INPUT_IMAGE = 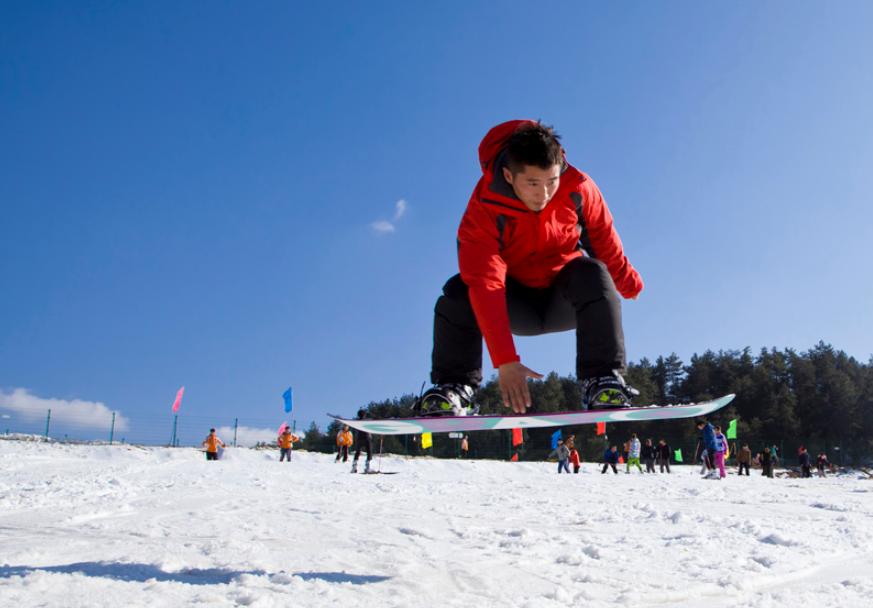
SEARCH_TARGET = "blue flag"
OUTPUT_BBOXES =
[551,429,563,449]
[282,387,293,413]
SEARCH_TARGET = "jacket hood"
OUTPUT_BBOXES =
[477,120,573,205]
[478,120,537,174]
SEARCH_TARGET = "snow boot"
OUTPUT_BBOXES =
[581,371,640,409]
[414,383,478,417]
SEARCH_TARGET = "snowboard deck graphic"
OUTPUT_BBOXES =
[330,394,735,436]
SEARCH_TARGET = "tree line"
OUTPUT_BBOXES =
[300,342,873,464]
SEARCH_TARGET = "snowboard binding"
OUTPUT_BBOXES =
[581,371,640,409]
[413,383,478,417]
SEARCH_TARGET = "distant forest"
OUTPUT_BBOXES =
[301,343,873,465]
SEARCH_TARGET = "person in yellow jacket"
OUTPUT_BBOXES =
[335,425,354,463]
[202,429,225,461]
[278,428,300,462]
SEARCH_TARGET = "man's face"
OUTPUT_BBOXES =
[503,164,561,212]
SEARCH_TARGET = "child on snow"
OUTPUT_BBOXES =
[711,425,728,479]
[626,433,643,473]
[602,445,619,474]
[569,445,581,474]
[657,439,671,474]
[549,440,571,474]
[737,443,752,476]
[641,438,656,473]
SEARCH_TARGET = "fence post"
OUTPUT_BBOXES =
[233,418,238,447]
[170,415,178,447]
[109,412,116,445]
[44,408,52,439]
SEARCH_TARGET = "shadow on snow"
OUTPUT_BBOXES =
[295,571,392,584]
[0,562,392,586]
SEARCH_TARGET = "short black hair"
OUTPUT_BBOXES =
[505,122,563,175]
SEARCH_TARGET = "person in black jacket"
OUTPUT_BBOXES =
[351,409,373,474]
[602,445,620,474]
[798,446,812,478]
[656,439,671,473]
[641,438,657,473]
[760,447,773,478]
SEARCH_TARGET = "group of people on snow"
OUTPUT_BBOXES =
[337,411,374,473]
[548,436,581,474]
[202,415,832,481]
[599,436,672,475]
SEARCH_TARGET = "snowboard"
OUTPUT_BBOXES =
[331,393,735,436]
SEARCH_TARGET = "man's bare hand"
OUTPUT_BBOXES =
[498,361,544,413]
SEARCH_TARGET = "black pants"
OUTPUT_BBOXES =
[658,457,671,473]
[354,439,372,463]
[206,451,218,461]
[279,448,292,462]
[431,257,625,385]
[738,462,750,475]
[601,463,618,474]
[644,458,656,473]
[336,445,349,462]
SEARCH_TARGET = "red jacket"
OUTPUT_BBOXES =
[458,120,643,367]
[569,449,581,466]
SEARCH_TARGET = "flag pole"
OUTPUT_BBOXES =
[170,414,178,447]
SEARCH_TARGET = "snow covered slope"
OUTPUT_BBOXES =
[1,441,872,607]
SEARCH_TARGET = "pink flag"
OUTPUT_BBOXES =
[171,386,185,413]
[278,422,288,435]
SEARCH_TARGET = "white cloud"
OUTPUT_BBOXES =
[0,388,129,432]
[393,199,407,221]
[371,199,408,234]
[214,425,304,448]
[370,220,396,234]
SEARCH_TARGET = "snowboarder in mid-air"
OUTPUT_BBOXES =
[415,120,643,417]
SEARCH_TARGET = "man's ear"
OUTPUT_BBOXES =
[502,166,514,185]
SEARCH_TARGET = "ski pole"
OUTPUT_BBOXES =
[378,437,383,473]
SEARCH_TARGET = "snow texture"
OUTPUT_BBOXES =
[2,440,873,607]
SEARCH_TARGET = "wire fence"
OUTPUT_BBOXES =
[0,409,300,448]
[2,408,869,469]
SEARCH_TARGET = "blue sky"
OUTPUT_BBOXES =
[2,2,872,443]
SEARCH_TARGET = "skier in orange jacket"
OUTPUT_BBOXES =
[335,425,353,463]
[202,429,225,461]
[278,428,299,462]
